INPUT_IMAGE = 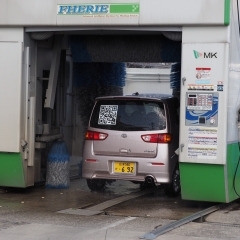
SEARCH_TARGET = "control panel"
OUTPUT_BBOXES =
[185,92,218,126]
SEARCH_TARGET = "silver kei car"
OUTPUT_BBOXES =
[82,93,180,197]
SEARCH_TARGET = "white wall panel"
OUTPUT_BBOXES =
[0,42,22,152]
[123,68,171,95]
[182,27,230,43]
[139,0,226,26]
[227,0,240,143]
[0,28,23,42]
[0,0,57,26]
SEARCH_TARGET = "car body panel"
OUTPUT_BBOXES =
[93,129,159,158]
[82,94,179,184]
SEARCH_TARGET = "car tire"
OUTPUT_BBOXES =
[164,166,181,197]
[86,179,106,191]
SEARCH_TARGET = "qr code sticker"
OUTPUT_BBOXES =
[98,105,118,125]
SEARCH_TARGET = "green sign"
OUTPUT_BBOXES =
[57,3,140,15]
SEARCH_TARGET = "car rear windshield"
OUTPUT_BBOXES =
[90,99,166,131]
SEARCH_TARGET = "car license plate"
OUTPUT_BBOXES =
[113,162,135,174]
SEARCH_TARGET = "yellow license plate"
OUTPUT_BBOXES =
[113,162,135,174]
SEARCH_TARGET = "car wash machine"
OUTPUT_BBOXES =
[0,0,239,203]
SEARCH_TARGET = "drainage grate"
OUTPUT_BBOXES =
[140,203,227,240]
[57,188,155,216]
[57,208,103,216]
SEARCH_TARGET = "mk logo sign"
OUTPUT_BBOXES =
[193,50,217,59]
[193,50,203,59]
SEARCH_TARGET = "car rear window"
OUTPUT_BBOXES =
[90,99,166,131]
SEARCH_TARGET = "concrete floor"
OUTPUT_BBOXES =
[0,178,239,240]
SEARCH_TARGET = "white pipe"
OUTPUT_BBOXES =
[28,96,35,167]
[24,47,30,160]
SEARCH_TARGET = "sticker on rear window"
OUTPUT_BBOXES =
[98,105,118,125]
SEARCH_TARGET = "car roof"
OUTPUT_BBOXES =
[95,93,174,101]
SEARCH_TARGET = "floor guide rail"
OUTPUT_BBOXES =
[139,203,229,240]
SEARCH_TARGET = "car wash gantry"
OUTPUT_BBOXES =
[0,0,239,203]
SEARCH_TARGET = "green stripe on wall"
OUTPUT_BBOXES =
[224,0,230,25]
[227,143,240,201]
[0,152,25,187]
[180,162,226,202]
[110,4,139,14]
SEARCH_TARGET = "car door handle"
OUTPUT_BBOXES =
[120,149,128,153]
[182,77,186,85]
[180,144,184,152]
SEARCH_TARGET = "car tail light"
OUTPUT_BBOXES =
[85,131,108,140]
[141,133,172,143]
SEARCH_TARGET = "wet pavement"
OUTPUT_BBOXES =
[0,178,239,239]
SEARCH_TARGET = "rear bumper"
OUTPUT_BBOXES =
[82,155,171,183]
[82,169,170,183]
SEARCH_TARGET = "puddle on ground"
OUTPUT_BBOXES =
[0,178,216,220]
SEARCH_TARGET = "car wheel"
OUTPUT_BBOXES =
[164,166,181,197]
[86,179,106,191]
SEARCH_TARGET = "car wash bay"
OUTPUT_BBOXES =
[32,32,182,186]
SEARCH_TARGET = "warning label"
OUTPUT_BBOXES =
[188,127,217,159]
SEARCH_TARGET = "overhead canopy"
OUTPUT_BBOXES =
[0,0,230,27]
